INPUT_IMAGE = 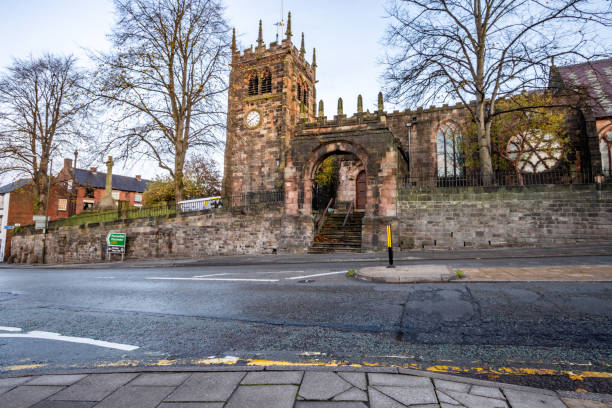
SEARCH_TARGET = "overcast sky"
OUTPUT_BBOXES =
[0,0,610,182]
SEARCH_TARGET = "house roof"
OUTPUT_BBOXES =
[74,169,151,193]
[0,178,31,194]
[555,58,612,119]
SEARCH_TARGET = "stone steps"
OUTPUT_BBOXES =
[309,212,364,254]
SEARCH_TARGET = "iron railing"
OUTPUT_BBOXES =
[47,190,285,228]
[403,168,604,189]
[224,190,285,208]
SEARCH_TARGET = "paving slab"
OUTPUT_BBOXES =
[0,386,12,396]
[369,373,432,388]
[333,387,368,401]
[357,264,457,283]
[461,265,612,281]
[470,385,505,399]
[226,385,297,408]
[503,388,567,408]
[165,372,245,402]
[0,385,64,408]
[130,372,191,386]
[31,400,97,408]
[373,385,438,406]
[158,404,224,408]
[49,373,138,401]
[337,372,367,390]
[299,372,352,400]
[434,379,471,393]
[437,390,463,405]
[94,385,175,408]
[444,390,509,408]
[27,374,87,386]
[0,376,32,387]
[295,403,368,408]
[241,370,303,384]
[368,387,405,408]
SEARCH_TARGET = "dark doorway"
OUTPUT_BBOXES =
[312,155,340,211]
[356,171,366,210]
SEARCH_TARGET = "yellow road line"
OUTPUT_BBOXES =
[4,358,611,382]
[2,363,47,371]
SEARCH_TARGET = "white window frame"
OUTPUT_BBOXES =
[57,198,68,211]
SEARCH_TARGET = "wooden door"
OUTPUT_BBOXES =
[356,171,366,210]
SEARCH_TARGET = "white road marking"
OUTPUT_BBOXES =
[192,273,230,278]
[0,330,139,351]
[147,277,279,282]
[0,326,22,332]
[285,271,347,280]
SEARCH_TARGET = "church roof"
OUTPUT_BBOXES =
[74,169,150,193]
[556,58,612,119]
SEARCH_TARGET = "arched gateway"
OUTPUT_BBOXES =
[283,114,402,251]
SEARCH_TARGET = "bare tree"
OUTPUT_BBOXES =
[92,0,230,202]
[0,54,90,214]
[384,0,612,182]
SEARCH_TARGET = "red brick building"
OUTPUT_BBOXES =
[0,178,68,261]
[56,158,151,215]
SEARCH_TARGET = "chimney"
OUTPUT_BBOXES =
[90,167,97,174]
[135,175,142,181]
[64,158,73,169]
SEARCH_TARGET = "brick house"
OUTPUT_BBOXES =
[0,178,69,261]
[56,158,151,215]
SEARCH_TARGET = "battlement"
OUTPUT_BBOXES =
[233,40,315,73]
[298,94,471,131]
[231,13,316,74]
[296,110,388,133]
[387,101,468,118]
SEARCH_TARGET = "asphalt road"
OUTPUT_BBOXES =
[1,254,611,393]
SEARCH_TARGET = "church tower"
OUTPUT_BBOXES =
[222,13,317,198]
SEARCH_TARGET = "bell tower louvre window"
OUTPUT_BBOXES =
[248,71,259,96]
[302,83,309,106]
[261,68,272,94]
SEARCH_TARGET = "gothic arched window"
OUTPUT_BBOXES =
[248,71,259,96]
[297,81,302,102]
[436,122,464,178]
[507,132,562,173]
[260,68,272,94]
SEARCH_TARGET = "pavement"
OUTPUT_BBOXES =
[356,264,612,283]
[2,366,611,408]
[2,244,612,270]
[356,265,459,283]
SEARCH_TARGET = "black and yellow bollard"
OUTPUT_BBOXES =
[386,224,394,268]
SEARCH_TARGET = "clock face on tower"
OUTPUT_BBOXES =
[245,109,262,129]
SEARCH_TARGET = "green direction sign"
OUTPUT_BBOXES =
[106,233,126,247]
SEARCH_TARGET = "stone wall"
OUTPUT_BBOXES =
[398,184,612,249]
[10,206,313,265]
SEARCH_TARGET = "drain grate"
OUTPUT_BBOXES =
[298,279,315,283]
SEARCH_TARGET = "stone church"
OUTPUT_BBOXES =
[222,13,608,252]
[8,15,611,264]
